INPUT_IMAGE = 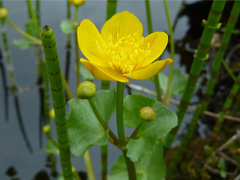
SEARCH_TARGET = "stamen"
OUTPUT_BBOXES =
[98,34,152,74]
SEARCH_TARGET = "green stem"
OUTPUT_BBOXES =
[5,19,42,45]
[42,26,73,180]
[72,167,81,180]
[62,74,74,99]
[213,72,240,139]
[165,0,226,148]
[145,0,162,102]
[88,98,119,144]
[26,0,44,84]
[221,59,237,81]
[172,0,186,32]
[106,0,117,21]
[130,121,143,139]
[41,61,50,124]
[36,0,40,28]
[167,104,202,177]
[116,82,126,147]
[74,6,80,86]
[163,0,175,106]
[145,0,153,34]
[83,150,95,180]
[231,91,240,116]
[0,19,18,92]
[26,0,41,39]
[154,75,162,101]
[122,150,137,180]
[46,131,58,148]
[101,1,118,178]
[116,82,136,180]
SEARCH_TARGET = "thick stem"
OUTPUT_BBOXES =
[42,26,73,180]
[101,2,118,176]
[116,82,136,180]
[116,82,126,147]
[165,0,226,147]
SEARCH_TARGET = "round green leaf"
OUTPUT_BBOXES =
[124,94,177,162]
[108,141,165,180]
[60,19,75,34]
[159,69,188,96]
[68,88,116,156]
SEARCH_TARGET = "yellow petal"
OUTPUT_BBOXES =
[124,58,172,80]
[101,11,143,43]
[78,19,108,67]
[81,59,129,82]
[140,32,168,68]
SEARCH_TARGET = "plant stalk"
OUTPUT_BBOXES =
[5,19,42,45]
[164,0,226,148]
[42,26,73,180]
[88,98,119,144]
[116,82,136,180]
[145,0,162,102]
[163,0,175,106]
[74,6,80,86]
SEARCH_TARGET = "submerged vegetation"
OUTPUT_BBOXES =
[0,0,240,179]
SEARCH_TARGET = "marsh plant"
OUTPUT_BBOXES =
[0,0,240,179]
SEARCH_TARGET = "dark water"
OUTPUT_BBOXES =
[3,0,235,179]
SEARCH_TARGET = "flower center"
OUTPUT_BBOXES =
[99,33,151,74]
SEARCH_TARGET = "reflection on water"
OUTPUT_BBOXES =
[1,0,239,179]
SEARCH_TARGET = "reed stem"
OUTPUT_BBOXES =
[167,0,240,165]
[42,26,73,180]
[165,0,226,148]
[213,72,240,139]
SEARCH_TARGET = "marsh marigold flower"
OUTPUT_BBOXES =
[77,11,172,82]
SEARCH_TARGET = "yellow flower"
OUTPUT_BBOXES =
[77,11,172,82]
[69,0,85,6]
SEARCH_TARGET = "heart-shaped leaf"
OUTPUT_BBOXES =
[68,88,116,156]
[108,140,165,180]
[13,20,35,50]
[158,69,188,96]
[124,94,177,162]
[60,19,75,34]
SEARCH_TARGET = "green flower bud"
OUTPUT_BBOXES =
[42,125,51,133]
[77,81,96,99]
[139,106,156,122]
[0,8,8,20]
[69,0,85,7]
[72,21,78,29]
[49,108,55,119]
